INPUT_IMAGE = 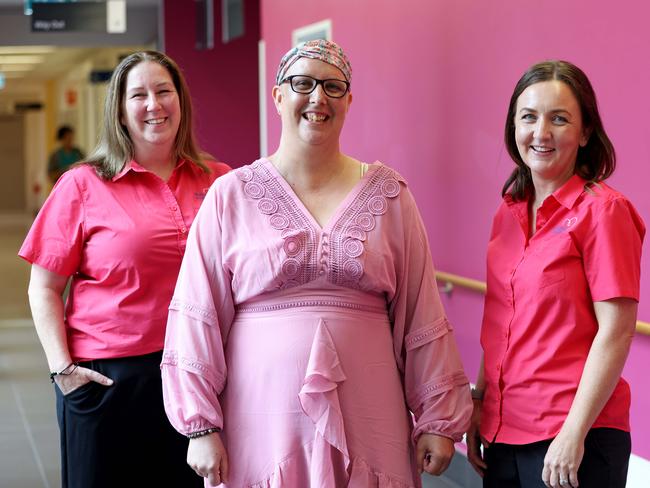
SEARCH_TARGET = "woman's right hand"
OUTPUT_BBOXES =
[54,365,114,395]
[466,398,488,477]
[188,433,229,486]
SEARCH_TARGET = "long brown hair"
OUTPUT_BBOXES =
[85,51,210,179]
[502,60,615,200]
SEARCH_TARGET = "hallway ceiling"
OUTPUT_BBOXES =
[0,1,158,83]
[0,46,95,81]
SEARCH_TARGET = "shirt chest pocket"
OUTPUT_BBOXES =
[530,233,575,290]
[539,269,566,289]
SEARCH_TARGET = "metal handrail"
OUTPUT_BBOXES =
[435,270,650,336]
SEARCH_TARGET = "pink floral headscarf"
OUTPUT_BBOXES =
[275,39,352,85]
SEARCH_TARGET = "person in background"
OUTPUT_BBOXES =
[47,125,85,185]
[19,51,230,488]
[161,39,472,487]
[467,60,645,488]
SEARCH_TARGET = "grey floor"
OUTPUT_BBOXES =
[0,216,60,488]
[0,216,479,488]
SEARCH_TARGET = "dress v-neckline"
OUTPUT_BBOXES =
[261,158,377,232]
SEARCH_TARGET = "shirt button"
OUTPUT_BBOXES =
[171,206,178,211]
[318,270,325,275]
[181,227,187,233]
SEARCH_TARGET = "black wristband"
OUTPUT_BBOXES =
[187,427,221,439]
[49,363,78,383]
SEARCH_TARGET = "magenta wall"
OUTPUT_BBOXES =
[163,0,260,167]
[261,0,650,459]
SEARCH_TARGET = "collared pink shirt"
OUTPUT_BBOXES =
[480,174,645,445]
[19,159,230,361]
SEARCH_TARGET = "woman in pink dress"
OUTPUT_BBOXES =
[162,40,472,487]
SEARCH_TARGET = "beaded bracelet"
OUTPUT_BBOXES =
[187,427,221,439]
[49,363,79,383]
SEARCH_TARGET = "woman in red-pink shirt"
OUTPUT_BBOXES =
[19,51,230,488]
[467,60,645,488]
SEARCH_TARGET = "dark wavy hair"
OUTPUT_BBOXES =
[502,60,615,200]
[86,51,210,179]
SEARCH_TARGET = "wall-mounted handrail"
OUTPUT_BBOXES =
[435,270,650,336]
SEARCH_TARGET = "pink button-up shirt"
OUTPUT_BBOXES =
[481,175,645,444]
[19,159,230,361]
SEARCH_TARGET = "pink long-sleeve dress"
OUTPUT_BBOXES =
[162,159,472,488]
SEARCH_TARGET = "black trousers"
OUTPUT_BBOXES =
[483,428,631,488]
[55,350,202,488]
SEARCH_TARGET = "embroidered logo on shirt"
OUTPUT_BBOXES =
[552,217,578,234]
[564,217,577,227]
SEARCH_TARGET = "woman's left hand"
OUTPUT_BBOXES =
[542,430,584,488]
[416,433,455,476]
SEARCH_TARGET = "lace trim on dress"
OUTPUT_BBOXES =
[407,370,469,412]
[404,317,452,351]
[161,350,226,390]
[329,165,403,288]
[237,298,386,313]
[235,161,404,290]
[236,160,318,290]
[169,298,219,325]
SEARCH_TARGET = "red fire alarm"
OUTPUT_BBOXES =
[65,89,77,107]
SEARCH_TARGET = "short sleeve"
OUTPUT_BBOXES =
[582,197,645,302]
[18,169,85,276]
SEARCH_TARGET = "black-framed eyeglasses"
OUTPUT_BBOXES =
[281,75,350,98]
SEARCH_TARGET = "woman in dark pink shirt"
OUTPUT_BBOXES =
[19,51,230,488]
[467,61,644,488]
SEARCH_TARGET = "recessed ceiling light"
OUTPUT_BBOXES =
[0,56,45,64]
[0,46,57,55]
[0,65,35,72]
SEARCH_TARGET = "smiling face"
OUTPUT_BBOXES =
[121,61,181,158]
[514,80,588,187]
[272,57,352,148]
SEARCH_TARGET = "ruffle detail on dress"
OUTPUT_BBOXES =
[299,320,349,458]
[347,456,417,488]
[245,445,417,488]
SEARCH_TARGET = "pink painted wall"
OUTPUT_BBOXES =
[261,0,650,459]
[163,0,260,167]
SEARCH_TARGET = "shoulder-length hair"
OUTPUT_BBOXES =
[502,60,615,200]
[86,50,209,179]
